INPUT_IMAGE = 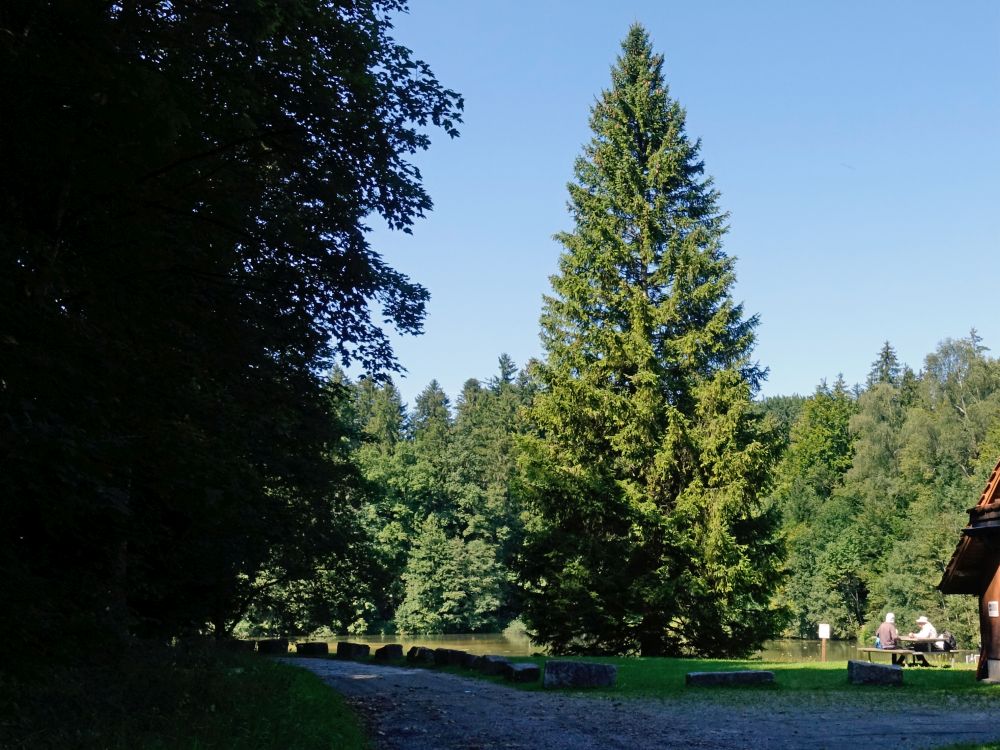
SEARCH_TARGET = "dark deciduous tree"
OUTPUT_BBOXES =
[0,0,460,659]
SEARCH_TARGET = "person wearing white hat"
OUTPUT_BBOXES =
[909,615,944,664]
[911,615,938,640]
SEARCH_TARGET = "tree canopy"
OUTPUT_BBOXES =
[0,0,461,658]
[771,333,1000,646]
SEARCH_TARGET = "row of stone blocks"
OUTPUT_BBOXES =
[331,641,616,688]
[246,640,902,689]
[246,639,396,658]
[334,641,405,661]
[404,645,616,688]
[402,647,541,683]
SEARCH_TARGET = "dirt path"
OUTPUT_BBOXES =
[281,657,1000,750]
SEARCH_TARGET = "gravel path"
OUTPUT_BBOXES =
[281,658,1000,750]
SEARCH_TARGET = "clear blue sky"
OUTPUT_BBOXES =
[366,0,1000,409]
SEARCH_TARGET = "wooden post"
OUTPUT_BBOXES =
[818,623,831,663]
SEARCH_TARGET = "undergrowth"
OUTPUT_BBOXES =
[0,645,366,749]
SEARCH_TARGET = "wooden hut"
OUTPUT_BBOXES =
[939,457,1000,680]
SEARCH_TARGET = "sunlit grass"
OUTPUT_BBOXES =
[360,651,998,706]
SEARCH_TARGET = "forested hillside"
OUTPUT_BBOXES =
[766,334,1000,647]
[306,333,997,651]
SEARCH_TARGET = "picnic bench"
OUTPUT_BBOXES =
[858,647,978,667]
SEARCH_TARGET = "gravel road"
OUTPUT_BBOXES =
[281,657,1000,750]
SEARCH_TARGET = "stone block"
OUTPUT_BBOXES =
[461,652,482,670]
[476,655,512,675]
[374,643,404,661]
[543,661,617,689]
[685,670,774,687]
[503,662,541,683]
[336,641,370,660]
[256,638,289,655]
[847,660,903,686]
[295,642,329,656]
[434,648,468,666]
[409,646,436,665]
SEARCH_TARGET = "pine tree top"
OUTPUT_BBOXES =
[541,23,758,398]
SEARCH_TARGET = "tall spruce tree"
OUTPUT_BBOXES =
[517,25,785,657]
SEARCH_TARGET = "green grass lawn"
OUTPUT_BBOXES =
[0,648,368,750]
[354,652,1000,707]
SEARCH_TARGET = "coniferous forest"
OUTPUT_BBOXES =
[2,3,997,687]
[325,330,999,654]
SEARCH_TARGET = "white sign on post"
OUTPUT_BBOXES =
[989,601,999,618]
[818,623,831,639]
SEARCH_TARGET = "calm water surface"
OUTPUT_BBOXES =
[312,633,866,662]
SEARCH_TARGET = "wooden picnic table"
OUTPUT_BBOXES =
[898,635,941,649]
[858,645,978,667]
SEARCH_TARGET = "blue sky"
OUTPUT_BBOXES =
[366,0,1000,408]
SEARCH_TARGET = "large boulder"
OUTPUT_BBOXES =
[848,660,903,686]
[374,643,404,661]
[461,652,482,670]
[295,642,329,657]
[476,655,512,676]
[503,662,541,683]
[543,661,617,689]
[336,641,370,660]
[685,670,774,687]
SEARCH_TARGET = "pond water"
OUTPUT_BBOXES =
[305,632,868,662]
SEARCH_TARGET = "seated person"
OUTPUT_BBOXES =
[908,615,944,666]
[875,612,904,665]
[909,615,944,650]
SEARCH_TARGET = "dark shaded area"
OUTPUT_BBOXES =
[0,646,365,749]
[0,0,461,673]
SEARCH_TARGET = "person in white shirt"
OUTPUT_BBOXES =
[909,615,944,664]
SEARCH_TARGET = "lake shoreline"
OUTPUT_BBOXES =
[278,634,888,662]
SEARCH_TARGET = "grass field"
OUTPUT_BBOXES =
[358,652,1000,707]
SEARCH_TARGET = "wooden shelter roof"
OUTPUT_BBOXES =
[940,456,1000,595]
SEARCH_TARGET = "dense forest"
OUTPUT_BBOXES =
[2,2,995,681]
[312,331,997,652]
[242,26,999,655]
